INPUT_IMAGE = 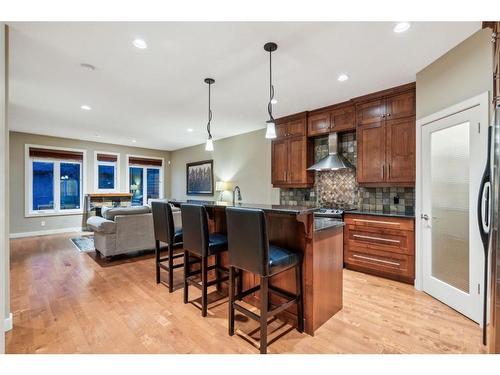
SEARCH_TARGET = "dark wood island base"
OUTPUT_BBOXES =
[171,201,343,336]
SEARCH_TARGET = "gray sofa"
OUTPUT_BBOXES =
[86,203,182,258]
[87,205,156,257]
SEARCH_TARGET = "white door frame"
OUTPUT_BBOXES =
[415,92,490,291]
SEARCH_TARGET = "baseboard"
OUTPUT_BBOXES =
[4,312,12,332]
[9,227,84,239]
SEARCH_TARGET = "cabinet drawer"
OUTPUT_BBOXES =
[345,248,414,279]
[344,214,414,231]
[346,226,412,255]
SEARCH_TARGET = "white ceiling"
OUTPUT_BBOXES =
[8,22,480,151]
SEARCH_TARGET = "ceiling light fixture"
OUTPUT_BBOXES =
[80,105,91,111]
[204,78,215,152]
[132,38,148,49]
[264,42,278,139]
[187,128,193,132]
[337,74,349,82]
[393,22,411,33]
[132,139,137,143]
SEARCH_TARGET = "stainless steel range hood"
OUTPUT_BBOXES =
[307,132,354,171]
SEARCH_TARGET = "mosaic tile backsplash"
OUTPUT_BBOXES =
[279,131,415,213]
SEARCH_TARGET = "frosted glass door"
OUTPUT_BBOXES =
[421,105,485,323]
[430,122,470,293]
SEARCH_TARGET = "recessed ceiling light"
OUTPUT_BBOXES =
[132,38,147,49]
[131,139,137,143]
[187,128,193,132]
[337,74,349,82]
[80,105,92,111]
[393,22,411,33]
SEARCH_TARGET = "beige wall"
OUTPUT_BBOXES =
[1,23,7,352]
[9,131,171,235]
[170,128,279,205]
[416,28,493,119]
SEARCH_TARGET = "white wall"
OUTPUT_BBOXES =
[170,128,280,205]
[9,131,172,236]
[1,23,7,353]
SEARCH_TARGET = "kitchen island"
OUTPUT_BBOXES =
[169,200,343,335]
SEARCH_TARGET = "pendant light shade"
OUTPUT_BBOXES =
[204,78,215,151]
[264,42,278,139]
[265,120,277,139]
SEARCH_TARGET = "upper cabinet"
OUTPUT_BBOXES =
[271,113,314,188]
[307,103,355,137]
[355,84,416,186]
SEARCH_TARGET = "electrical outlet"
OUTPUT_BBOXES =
[41,220,46,227]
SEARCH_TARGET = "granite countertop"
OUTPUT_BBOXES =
[168,200,318,215]
[346,209,415,219]
[314,217,345,232]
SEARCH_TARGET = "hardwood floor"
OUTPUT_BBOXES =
[6,233,485,354]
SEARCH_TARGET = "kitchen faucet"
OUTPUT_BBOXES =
[232,185,242,206]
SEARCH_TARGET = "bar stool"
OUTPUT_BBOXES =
[151,201,184,292]
[225,207,304,354]
[181,204,231,317]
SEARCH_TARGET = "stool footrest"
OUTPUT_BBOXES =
[233,302,260,322]
[269,285,297,300]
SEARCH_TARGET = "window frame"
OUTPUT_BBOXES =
[93,151,120,193]
[25,144,86,217]
[126,154,164,206]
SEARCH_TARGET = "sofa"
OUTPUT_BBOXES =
[86,203,183,258]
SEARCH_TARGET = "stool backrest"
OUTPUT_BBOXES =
[181,204,209,257]
[226,207,269,276]
[151,201,175,245]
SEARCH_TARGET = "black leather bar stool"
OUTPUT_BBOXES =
[181,203,231,317]
[151,201,184,292]
[225,207,304,354]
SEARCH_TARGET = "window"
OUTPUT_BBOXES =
[94,152,119,192]
[26,146,85,216]
[127,156,163,206]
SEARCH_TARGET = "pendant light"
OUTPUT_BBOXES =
[204,78,215,151]
[264,42,278,139]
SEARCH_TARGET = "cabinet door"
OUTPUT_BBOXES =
[272,139,288,185]
[356,99,386,126]
[357,122,386,184]
[287,118,306,137]
[275,122,288,139]
[331,105,355,132]
[385,91,415,120]
[386,117,415,183]
[307,111,331,136]
[287,137,308,184]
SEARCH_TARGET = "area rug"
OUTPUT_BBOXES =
[70,235,95,252]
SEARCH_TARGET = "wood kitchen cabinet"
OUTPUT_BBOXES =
[356,85,415,186]
[344,213,415,284]
[272,112,314,188]
[307,103,355,136]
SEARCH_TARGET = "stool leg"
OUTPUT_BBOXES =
[183,250,189,304]
[201,256,208,317]
[295,262,304,333]
[237,270,243,301]
[215,253,222,291]
[228,266,235,336]
[260,276,269,354]
[168,242,174,293]
[155,240,161,284]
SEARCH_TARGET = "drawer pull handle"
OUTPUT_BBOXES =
[353,234,400,244]
[352,254,400,266]
[353,219,399,226]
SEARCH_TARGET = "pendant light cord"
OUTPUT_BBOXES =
[207,82,212,139]
[268,50,275,122]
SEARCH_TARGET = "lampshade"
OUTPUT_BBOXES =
[265,121,277,139]
[205,138,214,151]
[215,181,233,191]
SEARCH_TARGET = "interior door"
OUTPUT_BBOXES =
[421,105,486,323]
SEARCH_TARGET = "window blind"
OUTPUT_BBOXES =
[128,156,162,167]
[97,153,118,162]
[29,147,83,161]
